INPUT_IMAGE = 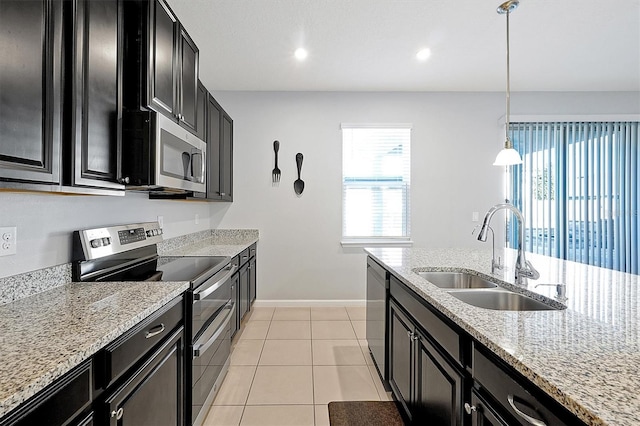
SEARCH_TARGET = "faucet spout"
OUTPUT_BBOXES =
[478,203,540,283]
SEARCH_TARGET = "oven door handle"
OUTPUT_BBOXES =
[193,264,237,301]
[193,303,234,358]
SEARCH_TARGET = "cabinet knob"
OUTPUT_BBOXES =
[219,192,226,196]
[464,403,477,415]
[111,408,124,419]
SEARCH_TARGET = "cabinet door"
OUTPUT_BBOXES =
[415,333,464,426]
[219,112,233,201]
[249,256,256,305]
[178,27,198,133]
[148,0,177,118]
[388,301,413,421]
[239,264,249,321]
[230,272,239,337]
[469,390,510,426]
[195,81,207,141]
[104,328,184,426]
[0,0,62,185]
[68,0,124,191]
[205,95,222,199]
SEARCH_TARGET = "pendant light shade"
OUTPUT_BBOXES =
[493,0,523,166]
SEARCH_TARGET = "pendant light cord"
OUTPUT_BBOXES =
[505,9,511,148]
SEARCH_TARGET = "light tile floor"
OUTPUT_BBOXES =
[202,306,392,426]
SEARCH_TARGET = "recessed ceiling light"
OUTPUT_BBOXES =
[416,48,431,62]
[294,48,308,61]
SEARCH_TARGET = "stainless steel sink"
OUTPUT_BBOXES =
[447,289,562,311]
[416,271,497,289]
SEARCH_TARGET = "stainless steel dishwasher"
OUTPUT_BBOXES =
[366,256,390,384]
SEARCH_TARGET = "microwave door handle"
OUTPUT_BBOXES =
[191,151,204,183]
[193,304,234,357]
[182,152,191,181]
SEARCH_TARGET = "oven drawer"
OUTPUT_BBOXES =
[192,304,233,425]
[97,296,183,388]
[192,263,235,340]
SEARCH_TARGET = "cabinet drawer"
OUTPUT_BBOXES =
[390,276,463,366]
[473,345,574,426]
[98,297,183,388]
[238,248,250,266]
[249,243,257,258]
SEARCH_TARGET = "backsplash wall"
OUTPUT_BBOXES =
[0,191,229,278]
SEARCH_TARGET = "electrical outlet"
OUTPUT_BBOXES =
[157,215,164,228]
[0,227,17,256]
[472,212,479,222]
[195,214,199,225]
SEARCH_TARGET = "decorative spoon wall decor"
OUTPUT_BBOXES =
[294,153,305,195]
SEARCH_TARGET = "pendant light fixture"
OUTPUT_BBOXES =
[493,0,523,166]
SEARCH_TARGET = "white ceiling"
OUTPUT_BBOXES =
[167,0,640,92]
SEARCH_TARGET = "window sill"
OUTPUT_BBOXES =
[340,239,414,248]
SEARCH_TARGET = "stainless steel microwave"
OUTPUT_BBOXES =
[121,111,206,193]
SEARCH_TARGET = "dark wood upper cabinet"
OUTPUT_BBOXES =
[148,0,178,118]
[178,28,198,133]
[0,0,63,186]
[123,0,199,136]
[65,0,124,191]
[195,80,207,141]
[220,111,233,201]
[200,94,233,201]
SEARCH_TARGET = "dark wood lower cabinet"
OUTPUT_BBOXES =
[239,263,249,321]
[102,327,184,426]
[389,299,465,425]
[469,390,510,426]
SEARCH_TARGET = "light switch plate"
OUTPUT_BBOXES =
[0,227,17,256]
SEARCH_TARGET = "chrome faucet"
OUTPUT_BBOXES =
[472,225,503,273]
[477,203,540,283]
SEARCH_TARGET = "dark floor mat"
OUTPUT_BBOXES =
[328,401,405,426]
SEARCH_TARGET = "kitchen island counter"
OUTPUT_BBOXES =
[366,247,639,426]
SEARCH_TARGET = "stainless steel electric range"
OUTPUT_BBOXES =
[73,222,236,426]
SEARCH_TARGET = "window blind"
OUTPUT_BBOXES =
[342,125,411,240]
[510,121,639,274]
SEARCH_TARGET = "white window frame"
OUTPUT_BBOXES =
[340,123,413,248]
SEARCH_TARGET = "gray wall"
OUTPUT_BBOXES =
[212,90,639,302]
[1,91,637,300]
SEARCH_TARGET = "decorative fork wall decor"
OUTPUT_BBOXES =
[272,140,281,184]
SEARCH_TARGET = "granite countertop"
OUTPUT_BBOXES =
[0,280,189,418]
[0,229,259,419]
[365,247,640,426]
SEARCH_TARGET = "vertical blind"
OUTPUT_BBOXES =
[509,121,639,274]
[342,125,411,239]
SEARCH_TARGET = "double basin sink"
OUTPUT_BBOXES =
[415,271,563,311]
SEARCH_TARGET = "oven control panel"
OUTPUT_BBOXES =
[76,222,163,260]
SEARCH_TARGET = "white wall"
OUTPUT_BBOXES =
[212,91,639,302]
[0,191,227,278]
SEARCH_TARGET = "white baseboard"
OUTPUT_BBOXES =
[253,299,366,308]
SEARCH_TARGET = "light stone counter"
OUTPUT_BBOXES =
[0,280,189,418]
[159,229,259,257]
[0,228,258,419]
[365,247,640,426]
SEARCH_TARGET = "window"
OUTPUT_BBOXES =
[509,121,639,274]
[341,124,411,245]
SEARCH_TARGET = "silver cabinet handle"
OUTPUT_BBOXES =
[145,323,165,339]
[407,330,413,338]
[464,403,477,414]
[219,192,226,196]
[507,394,547,426]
